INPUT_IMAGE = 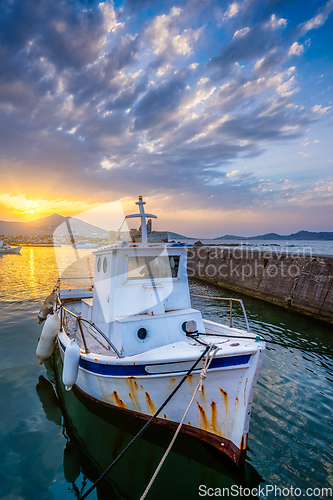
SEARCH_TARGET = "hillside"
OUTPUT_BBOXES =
[167,231,195,240]
[0,214,108,237]
[214,231,333,241]
[1,215,332,241]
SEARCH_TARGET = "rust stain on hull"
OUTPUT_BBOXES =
[244,378,248,405]
[113,391,127,409]
[220,388,228,414]
[240,433,248,450]
[187,374,194,390]
[75,384,247,467]
[210,400,220,434]
[242,433,248,450]
[97,376,109,402]
[126,377,142,412]
[129,393,142,412]
[145,392,157,414]
[197,401,209,431]
[199,384,206,405]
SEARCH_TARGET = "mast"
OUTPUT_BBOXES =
[137,196,148,244]
[125,196,157,244]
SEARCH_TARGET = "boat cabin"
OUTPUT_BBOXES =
[81,197,205,356]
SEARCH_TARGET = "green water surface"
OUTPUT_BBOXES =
[0,247,332,499]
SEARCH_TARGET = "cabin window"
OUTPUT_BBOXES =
[103,257,108,273]
[136,326,150,343]
[97,257,101,272]
[127,256,180,280]
[137,327,148,340]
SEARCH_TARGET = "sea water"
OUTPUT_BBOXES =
[0,247,332,499]
[177,239,333,257]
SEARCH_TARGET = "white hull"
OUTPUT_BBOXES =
[58,328,264,464]
[0,245,22,254]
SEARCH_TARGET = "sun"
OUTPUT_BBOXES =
[28,209,35,214]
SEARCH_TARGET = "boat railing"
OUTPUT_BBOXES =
[56,291,122,358]
[190,294,250,332]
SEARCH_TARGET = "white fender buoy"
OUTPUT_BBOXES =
[62,339,80,391]
[36,311,60,364]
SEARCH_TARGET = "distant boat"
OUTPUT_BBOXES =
[0,241,22,254]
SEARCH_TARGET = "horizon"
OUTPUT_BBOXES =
[0,0,332,237]
[1,211,332,240]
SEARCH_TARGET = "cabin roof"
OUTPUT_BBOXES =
[93,241,192,255]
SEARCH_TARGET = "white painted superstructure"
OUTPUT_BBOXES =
[52,197,265,465]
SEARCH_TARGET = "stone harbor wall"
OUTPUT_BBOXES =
[187,245,333,323]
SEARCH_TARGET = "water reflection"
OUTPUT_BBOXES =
[2,247,332,498]
[37,352,263,500]
[0,247,92,302]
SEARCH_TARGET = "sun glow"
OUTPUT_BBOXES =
[0,192,105,222]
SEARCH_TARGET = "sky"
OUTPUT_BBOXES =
[0,0,332,237]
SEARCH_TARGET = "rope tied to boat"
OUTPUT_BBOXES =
[199,345,217,391]
[140,344,218,500]
[79,344,212,500]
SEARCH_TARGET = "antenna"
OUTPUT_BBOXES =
[125,197,157,244]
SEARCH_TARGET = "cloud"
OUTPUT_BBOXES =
[226,170,239,177]
[298,0,333,34]
[312,104,332,115]
[263,14,287,30]
[288,42,304,56]
[0,0,332,226]
[233,27,250,38]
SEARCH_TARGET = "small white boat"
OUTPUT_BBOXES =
[0,240,22,254]
[37,197,265,466]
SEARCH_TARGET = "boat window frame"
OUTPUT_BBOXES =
[125,254,181,284]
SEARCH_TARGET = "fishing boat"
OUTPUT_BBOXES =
[0,240,22,254]
[36,358,263,499]
[36,197,265,466]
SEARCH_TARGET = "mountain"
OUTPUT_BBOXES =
[0,214,68,235]
[214,231,333,241]
[213,234,244,240]
[0,214,108,237]
[25,214,68,232]
[167,231,195,240]
[1,215,332,241]
[283,230,333,240]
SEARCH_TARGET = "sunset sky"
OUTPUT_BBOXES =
[0,0,332,237]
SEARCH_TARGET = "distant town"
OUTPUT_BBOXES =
[0,234,109,247]
[0,213,332,247]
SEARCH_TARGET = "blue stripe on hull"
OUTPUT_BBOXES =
[58,338,251,376]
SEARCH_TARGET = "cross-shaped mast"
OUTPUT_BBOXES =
[125,196,157,244]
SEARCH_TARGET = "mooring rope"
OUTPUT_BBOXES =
[201,332,333,356]
[140,344,219,500]
[80,345,211,500]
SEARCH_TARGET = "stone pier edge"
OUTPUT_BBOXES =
[187,246,333,324]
